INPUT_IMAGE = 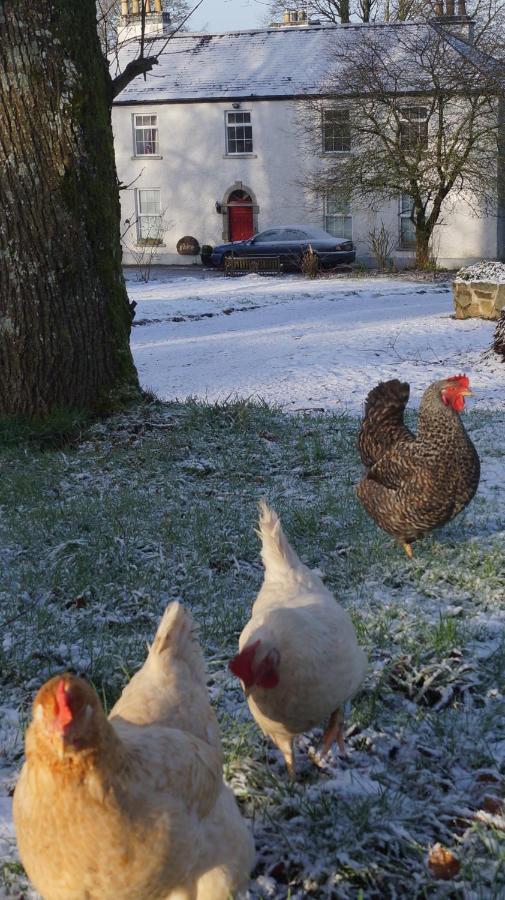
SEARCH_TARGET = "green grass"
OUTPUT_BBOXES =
[1,398,504,899]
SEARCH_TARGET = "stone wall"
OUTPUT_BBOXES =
[453,281,505,319]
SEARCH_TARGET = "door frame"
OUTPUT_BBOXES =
[219,181,259,241]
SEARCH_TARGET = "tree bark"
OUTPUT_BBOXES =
[0,0,139,417]
[493,310,505,361]
[415,225,432,269]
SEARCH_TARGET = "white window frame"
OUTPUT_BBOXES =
[136,189,163,244]
[225,110,253,155]
[322,108,351,154]
[324,195,352,239]
[132,113,159,157]
[399,194,416,249]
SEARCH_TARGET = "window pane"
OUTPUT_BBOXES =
[139,215,162,240]
[323,109,351,153]
[400,217,416,248]
[325,215,352,239]
[325,195,351,216]
[254,230,279,242]
[399,107,428,151]
[400,193,413,214]
[134,114,158,155]
[226,111,253,153]
[138,190,160,215]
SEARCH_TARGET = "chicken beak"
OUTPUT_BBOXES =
[460,388,474,397]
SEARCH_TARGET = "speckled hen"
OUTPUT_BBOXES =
[356,375,480,556]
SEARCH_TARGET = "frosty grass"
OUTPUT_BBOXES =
[455,261,505,284]
[1,396,504,899]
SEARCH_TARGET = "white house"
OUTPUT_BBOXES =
[111,4,504,267]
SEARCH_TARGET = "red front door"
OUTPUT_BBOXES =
[229,205,253,242]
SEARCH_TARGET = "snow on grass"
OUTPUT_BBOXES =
[1,397,504,898]
[455,261,505,284]
[128,271,505,413]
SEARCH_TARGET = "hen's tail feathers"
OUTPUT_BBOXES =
[109,601,208,729]
[358,379,413,468]
[148,601,206,680]
[257,501,314,586]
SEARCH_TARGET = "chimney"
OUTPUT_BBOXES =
[118,0,171,41]
[280,8,310,26]
[430,0,475,42]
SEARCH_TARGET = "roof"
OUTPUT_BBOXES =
[112,21,484,105]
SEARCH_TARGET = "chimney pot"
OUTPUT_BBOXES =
[283,9,290,23]
[446,0,455,14]
[121,0,128,14]
[457,0,467,14]
[434,0,443,14]
[154,0,162,11]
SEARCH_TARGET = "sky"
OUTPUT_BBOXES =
[188,0,267,32]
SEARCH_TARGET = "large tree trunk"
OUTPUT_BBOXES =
[0,0,139,417]
[415,225,432,269]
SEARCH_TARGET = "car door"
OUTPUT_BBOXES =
[246,228,287,258]
[281,228,310,267]
[245,229,280,258]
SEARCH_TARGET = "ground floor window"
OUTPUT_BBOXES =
[324,195,352,239]
[136,189,163,244]
[399,194,416,249]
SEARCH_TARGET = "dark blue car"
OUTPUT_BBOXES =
[210,225,355,270]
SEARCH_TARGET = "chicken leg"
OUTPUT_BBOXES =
[402,542,413,558]
[321,707,346,756]
[270,732,295,779]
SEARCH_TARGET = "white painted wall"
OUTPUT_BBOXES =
[112,98,498,268]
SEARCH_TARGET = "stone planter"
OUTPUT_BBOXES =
[453,280,505,320]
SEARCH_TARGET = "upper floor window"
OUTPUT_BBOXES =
[399,194,416,249]
[322,109,351,153]
[136,189,162,244]
[324,195,352,239]
[133,114,159,156]
[226,111,253,154]
[399,106,428,152]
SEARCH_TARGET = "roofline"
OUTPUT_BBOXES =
[141,19,437,40]
[113,87,478,107]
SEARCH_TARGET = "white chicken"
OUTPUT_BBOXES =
[229,502,367,777]
[14,602,254,900]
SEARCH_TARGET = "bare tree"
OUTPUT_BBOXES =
[262,0,434,24]
[97,0,192,59]
[306,25,503,267]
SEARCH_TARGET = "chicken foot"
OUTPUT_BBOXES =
[402,542,413,558]
[321,707,346,757]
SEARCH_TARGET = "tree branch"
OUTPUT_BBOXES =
[111,55,159,99]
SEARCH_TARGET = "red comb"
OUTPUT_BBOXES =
[55,679,73,729]
[447,374,470,388]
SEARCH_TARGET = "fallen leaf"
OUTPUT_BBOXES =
[428,844,460,880]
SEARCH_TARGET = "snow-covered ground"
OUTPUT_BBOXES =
[1,270,504,898]
[128,270,504,411]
